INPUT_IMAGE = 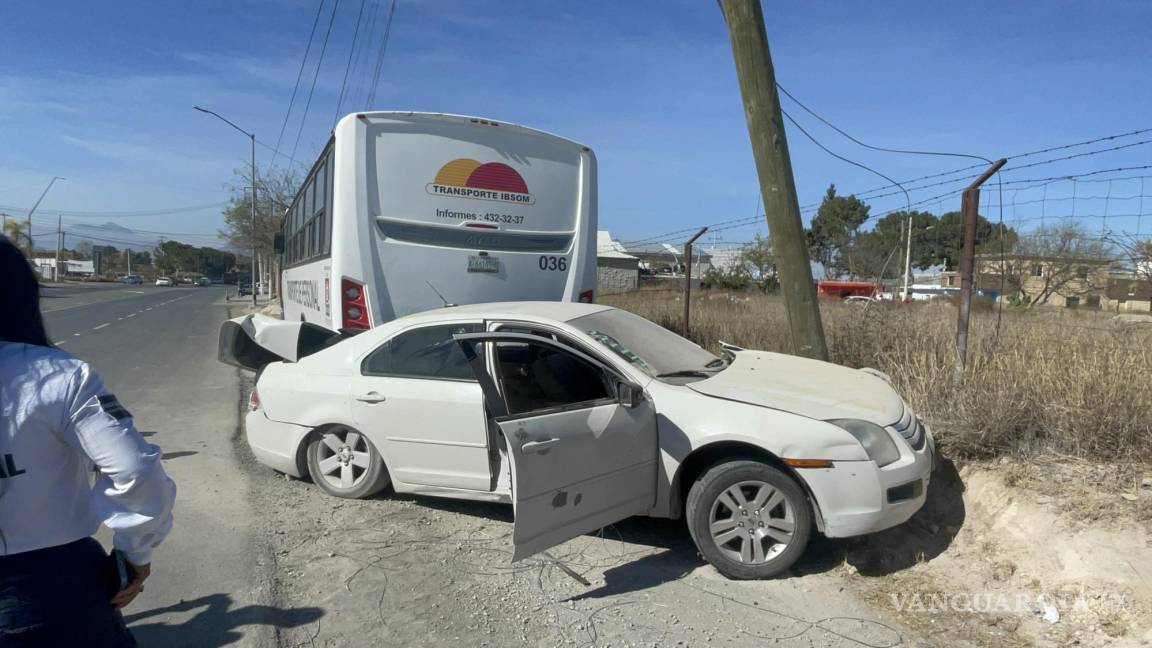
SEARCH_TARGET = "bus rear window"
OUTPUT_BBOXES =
[376,219,572,252]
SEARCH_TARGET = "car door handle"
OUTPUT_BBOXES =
[356,392,387,404]
[521,438,560,454]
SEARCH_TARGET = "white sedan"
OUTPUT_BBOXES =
[220,302,934,579]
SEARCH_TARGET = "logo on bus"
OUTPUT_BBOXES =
[426,158,534,205]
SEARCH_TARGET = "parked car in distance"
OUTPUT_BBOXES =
[237,283,252,296]
[155,276,174,287]
[120,274,143,285]
[197,277,211,287]
[220,302,935,580]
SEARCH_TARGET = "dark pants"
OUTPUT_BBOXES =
[0,537,136,647]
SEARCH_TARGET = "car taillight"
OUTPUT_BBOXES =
[248,388,261,411]
[578,289,594,303]
[342,277,371,330]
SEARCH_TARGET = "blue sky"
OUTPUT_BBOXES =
[2,0,1150,251]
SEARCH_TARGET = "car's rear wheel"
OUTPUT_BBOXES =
[686,460,812,579]
[305,425,391,499]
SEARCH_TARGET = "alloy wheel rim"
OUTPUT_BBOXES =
[316,427,371,489]
[708,480,795,565]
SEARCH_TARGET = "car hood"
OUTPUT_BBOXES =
[687,351,904,426]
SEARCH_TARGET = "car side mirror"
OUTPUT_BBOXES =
[273,232,285,254]
[617,381,643,408]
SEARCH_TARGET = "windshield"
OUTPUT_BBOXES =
[570,309,722,379]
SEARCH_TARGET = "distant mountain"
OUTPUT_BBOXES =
[36,221,235,253]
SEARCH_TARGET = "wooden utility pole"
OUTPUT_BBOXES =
[682,227,709,338]
[954,158,1007,374]
[719,0,827,360]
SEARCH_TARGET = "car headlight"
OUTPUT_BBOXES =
[827,418,901,467]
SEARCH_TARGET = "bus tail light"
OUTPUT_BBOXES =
[342,277,371,330]
[578,290,594,303]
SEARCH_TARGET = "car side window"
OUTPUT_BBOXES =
[494,341,614,415]
[363,323,484,380]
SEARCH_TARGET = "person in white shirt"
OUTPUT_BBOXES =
[0,236,176,647]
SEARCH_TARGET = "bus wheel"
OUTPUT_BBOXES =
[306,425,391,499]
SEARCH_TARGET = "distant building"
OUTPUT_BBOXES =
[31,257,95,279]
[596,231,639,295]
[952,253,1152,312]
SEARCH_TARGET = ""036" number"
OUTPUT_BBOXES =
[538,256,568,271]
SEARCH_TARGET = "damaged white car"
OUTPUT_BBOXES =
[220,302,934,579]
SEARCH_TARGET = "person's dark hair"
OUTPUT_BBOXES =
[0,236,52,347]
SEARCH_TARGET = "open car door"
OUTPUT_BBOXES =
[454,332,658,561]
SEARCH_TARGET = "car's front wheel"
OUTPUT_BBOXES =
[305,425,391,499]
[686,460,812,579]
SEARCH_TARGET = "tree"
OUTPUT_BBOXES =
[934,211,1017,270]
[738,233,777,290]
[155,240,235,277]
[220,164,301,295]
[806,185,870,278]
[3,219,31,249]
[1107,232,1152,309]
[994,223,1112,308]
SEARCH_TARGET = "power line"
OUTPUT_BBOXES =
[348,0,382,110]
[272,0,327,169]
[780,107,911,210]
[365,0,398,109]
[290,0,342,166]
[333,0,370,126]
[0,202,227,218]
[776,83,992,164]
[811,126,1152,205]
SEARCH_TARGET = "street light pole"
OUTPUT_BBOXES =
[27,176,65,255]
[194,106,258,306]
[250,132,257,307]
[901,212,913,302]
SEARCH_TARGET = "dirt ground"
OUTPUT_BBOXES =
[846,458,1152,648]
[244,458,925,648]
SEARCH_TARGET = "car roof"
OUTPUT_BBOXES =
[390,301,615,326]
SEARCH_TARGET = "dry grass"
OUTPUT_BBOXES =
[602,289,1152,461]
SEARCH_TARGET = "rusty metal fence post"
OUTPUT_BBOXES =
[955,158,1007,374]
[683,227,709,338]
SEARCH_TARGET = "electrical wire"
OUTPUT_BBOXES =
[272,0,327,169]
[290,0,342,166]
[0,202,227,218]
[776,83,992,164]
[333,0,370,126]
[348,0,382,110]
[365,0,398,109]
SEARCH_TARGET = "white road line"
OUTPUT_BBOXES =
[54,340,67,346]
[93,323,110,330]
[126,313,136,318]
[73,333,81,337]
[145,308,153,311]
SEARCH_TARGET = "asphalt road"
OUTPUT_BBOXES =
[42,284,281,647]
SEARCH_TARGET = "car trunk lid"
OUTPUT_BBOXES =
[218,313,343,371]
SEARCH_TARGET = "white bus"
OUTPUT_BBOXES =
[278,112,597,331]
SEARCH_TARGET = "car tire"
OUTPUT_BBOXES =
[305,425,391,499]
[685,460,812,580]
